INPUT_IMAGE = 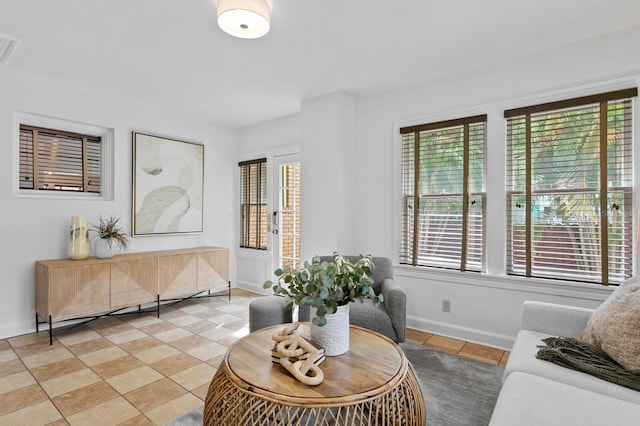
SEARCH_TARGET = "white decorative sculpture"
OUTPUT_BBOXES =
[271,323,325,385]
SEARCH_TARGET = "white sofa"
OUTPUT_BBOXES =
[489,301,640,425]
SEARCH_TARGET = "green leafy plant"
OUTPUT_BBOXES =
[263,252,384,327]
[91,215,130,251]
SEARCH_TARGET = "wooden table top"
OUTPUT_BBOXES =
[224,323,406,405]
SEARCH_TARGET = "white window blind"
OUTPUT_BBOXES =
[400,115,486,271]
[19,125,101,193]
[505,88,636,285]
[239,158,267,250]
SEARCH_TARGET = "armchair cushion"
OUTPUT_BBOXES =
[319,255,406,342]
[349,299,397,342]
[381,278,407,342]
[249,296,310,332]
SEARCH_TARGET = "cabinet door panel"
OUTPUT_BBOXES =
[159,254,198,299]
[197,249,230,290]
[111,258,158,308]
[49,264,111,321]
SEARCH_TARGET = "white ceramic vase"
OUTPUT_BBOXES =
[310,303,350,356]
[94,238,114,259]
[68,216,90,260]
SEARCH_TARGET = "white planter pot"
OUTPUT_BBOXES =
[94,238,114,259]
[310,304,350,356]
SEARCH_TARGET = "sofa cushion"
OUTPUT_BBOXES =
[521,301,593,337]
[505,329,640,405]
[489,372,640,426]
[579,278,640,371]
[536,336,640,392]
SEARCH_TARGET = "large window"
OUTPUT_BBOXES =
[239,158,267,250]
[400,115,486,271]
[506,88,637,285]
[19,125,102,193]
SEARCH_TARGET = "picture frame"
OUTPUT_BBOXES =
[132,132,204,236]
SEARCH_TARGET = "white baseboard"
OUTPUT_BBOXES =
[236,280,269,295]
[407,315,515,351]
[0,322,37,340]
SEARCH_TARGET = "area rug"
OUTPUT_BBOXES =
[400,342,504,426]
[166,343,504,426]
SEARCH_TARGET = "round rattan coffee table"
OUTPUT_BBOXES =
[204,323,425,425]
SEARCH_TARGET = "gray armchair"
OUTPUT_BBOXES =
[319,255,406,343]
[249,256,406,342]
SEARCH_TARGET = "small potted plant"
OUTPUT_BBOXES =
[91,215,130,259]
[264,252,383,355]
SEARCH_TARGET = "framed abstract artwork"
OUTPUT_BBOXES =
[132,132,204,235]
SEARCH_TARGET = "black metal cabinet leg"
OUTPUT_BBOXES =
[48,315,52,345]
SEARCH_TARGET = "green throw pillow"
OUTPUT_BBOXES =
[579,277,640,372]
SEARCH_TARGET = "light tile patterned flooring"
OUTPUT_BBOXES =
[0,289,509,425]
[406,329,510,366]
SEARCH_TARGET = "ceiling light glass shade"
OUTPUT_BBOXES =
[217,0,271,39]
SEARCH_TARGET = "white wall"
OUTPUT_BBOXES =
[235,114,301,293]
[235,26,640,349]
[352,26,640,348]
[300,92,356,261]
[235,94,360,293]
[0,68,236,339]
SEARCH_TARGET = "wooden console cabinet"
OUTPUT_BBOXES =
[36,247,229,343]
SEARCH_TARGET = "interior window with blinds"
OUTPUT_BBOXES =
[239,158,267,250]
[505,88,636,285]
[19,125,102,193]
[399,115,487,271]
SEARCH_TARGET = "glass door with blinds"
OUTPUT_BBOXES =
[272,154,301,271]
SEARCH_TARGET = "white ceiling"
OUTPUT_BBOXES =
[1,0,639,128]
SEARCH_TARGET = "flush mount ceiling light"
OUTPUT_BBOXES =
[217,0,271,39]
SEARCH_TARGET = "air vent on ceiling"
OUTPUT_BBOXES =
[0,34,19,65]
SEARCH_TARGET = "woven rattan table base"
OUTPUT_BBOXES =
[203,324,425,425]
[204,363,424,425]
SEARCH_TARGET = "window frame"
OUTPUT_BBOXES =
[239,158,268,250]
[14,112,114,200]
[399,114,487,272]
[505,88,637,285]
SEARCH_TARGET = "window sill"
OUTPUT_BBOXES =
[16,190,106,201]
[394,264,615,302]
